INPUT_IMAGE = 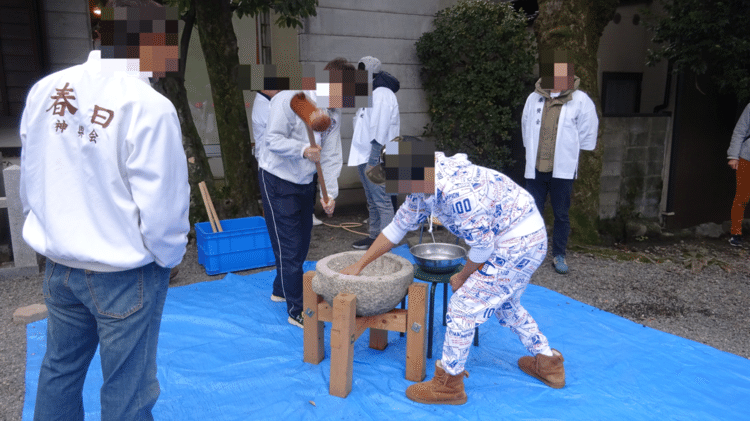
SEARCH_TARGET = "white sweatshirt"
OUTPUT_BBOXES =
[259,90,341,199]
[251,92,271,158]
[19,50,190,271]
[347,86,400,167]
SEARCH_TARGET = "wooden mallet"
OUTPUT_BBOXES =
[290,92,331,204]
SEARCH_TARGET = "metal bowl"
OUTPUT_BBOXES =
[410,243,467,274]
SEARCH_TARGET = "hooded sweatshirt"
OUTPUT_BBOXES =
[382,152,544,264]
[373,71,400,93]
[348,72,400,166]
[727,103,750,161]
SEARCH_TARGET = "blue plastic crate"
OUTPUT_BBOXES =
[195,216,276,275]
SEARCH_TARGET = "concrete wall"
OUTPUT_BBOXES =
[298,0,460,194]
[41,0,91,72]
[599,115,671,220]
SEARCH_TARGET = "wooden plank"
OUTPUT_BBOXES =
[302,271,324,365]
[355,309,407,332]
[405,282,427,382]
[329,292,356,398]
[317,300,332,322]
[368,328,388,351]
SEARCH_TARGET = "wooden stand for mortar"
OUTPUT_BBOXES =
[302,271,427,398]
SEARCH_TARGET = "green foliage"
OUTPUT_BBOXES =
[165,0,317,28]
[644,0,750,102]
[234,0,318,28]
[415,0,535,171]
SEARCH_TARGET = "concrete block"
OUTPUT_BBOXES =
[647,161,665,177]
[13,303,48,324]
[602,117,626,133]
[600,175,622,193]
[3,165,39,273]
[625,147,647,162]
[622,162,645,178]
[628,132,650,147]
[648,145,665,162]
[628,118,648,134]
[645,175,663,192]
[602,145,624,163]
[599,204,617,220]
[604,130,628,148]
[600,160,622,177]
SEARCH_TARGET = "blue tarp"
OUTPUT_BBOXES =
[24,245,750,420]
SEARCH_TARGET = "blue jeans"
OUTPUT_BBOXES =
[34,260,170,421]
[525,169,574,257]
[358,140,395,239]
[259,168,315,318]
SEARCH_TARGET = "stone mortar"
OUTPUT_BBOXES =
[312,251,415,316]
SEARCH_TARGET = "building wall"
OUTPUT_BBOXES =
[41,0,91,72]
[298,0,460,193]
[599,115,671,220]
[597,3,670,114]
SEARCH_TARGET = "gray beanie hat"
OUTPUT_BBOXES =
[358,56,382,74]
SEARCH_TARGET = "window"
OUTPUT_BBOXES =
[257,11,271,65]
[602,72,643,115]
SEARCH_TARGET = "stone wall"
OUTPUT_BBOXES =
[599,115,671,220]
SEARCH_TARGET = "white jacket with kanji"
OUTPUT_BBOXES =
[521,89,599,179]
[382,152,544,264]
[19,50,189,271]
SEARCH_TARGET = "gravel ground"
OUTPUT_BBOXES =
[2,211,749,420]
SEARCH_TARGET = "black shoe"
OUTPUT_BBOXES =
[729,235,743,247]
[352,237,375,250]
[288,313,304,328]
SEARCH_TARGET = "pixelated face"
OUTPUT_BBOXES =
[539,49,574,92]
[316,67,370,109]
[99,6,179,78]
[383,139,436,194]
[240,64,372,109]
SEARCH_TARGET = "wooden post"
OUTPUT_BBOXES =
[329,293,356,398]
[369,329,388,351]
[303,271,324,364]
[405,282,427,382]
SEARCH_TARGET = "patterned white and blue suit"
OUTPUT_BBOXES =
[386,152,553,375]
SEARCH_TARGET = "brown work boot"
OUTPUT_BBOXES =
[405,360,469,405]
[518,349,565,388]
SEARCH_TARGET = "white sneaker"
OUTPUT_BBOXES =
[312,214,323,226]
[288,314,304,328]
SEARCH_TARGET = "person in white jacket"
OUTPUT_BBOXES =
[342,150,566,405]
[259,84,340,327]
[348,56,400,250]
[521,53,598,274]
[252,90,280,158]
[19,3,189,418]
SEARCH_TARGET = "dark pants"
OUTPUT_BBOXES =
[259,168,316,318]
[525,169,574,257]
